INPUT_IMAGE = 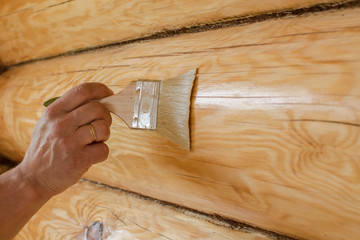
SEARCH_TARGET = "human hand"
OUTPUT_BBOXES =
[17,83,114,198]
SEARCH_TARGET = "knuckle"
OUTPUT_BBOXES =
[105,108,112,125]
[54,137,74,153]
[58,137,70,149]
[92,101,106,115]
[51,115,73,135]
[74,83,91,99]
[100,144,109,159]
[108,113,112,126]
[43,106,57,120]
[49,119,63,135]
[98,120,110,140]
[100,120,109,132]
[105,127,111,140]
[103,124,111,140]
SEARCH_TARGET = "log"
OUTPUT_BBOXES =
[0,0,346,65]
[0,7,360,240]
[16,180,273,240]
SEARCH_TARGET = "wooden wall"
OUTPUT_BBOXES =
[16,180,273,240]
[1,0,360,239]
[0,0,345,65]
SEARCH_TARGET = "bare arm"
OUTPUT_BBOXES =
[0,83,113,239]
[0,167,50,239]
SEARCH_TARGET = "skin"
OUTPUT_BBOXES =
[0,82,114,240]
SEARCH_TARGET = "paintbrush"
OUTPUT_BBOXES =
[44,69,197,150]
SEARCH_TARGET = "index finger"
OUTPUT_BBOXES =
[52,83,114,112]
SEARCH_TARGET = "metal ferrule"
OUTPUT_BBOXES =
[132,80,161,129]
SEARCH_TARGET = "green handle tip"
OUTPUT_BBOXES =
[43,97,60,107]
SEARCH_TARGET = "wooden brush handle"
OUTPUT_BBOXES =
[42,82,136,128]
[98,81,137,128]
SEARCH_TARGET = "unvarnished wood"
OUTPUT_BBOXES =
[0,0,345,65]
[0,8,360,240]
[16,180,272,240]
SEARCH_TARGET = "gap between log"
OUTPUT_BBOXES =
[0,156,18,172]
[0,65,7,75]
[0,161,295,239]
[3,0,360,70]
[81,178,297,240]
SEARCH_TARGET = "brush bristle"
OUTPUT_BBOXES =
[157,69,197,150]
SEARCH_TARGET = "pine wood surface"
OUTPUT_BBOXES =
[0,8,360,240]
[0,0,344,65]
[16,180,272,240]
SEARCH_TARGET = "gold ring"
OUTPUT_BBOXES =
[87,123,97,142]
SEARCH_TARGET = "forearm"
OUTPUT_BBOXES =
[0,166,51,240]
[0,83,112,239]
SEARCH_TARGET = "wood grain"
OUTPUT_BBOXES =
[0,8,360,240]
[15,180,273,240]
[0,0,346,65]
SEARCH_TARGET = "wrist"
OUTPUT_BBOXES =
[15,165,53,201]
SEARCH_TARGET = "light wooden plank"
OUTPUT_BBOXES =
[15,180,273,240]
[0,0,345,65]
[0,8,360,240]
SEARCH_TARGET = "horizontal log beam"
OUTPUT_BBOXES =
[16,180,274,240]
[0,0,350,65]
[0,8,360,240]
